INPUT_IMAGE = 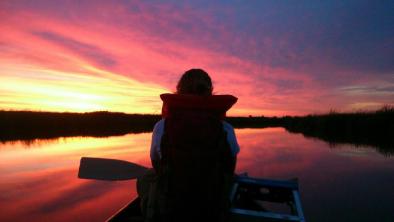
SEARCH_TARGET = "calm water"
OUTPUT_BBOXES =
[1,128,394,222]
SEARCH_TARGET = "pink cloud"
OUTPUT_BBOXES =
[1,1,392,116]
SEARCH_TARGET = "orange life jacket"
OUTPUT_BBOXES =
[157,93,237,222]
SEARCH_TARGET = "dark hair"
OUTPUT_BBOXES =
[176,69,213,96]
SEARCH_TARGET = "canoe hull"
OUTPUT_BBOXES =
[106,176,306,222]
[106,197,143,222]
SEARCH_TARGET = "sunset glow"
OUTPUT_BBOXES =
[1,1,393,116]
[1,62,167,113]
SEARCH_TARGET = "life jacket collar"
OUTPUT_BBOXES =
[160,93,237,119]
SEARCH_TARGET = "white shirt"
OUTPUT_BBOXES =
[150,119,240,161]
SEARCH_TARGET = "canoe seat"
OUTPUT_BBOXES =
[229,175,306,222]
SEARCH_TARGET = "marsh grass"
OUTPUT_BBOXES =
[1,107,393,155]
[0,111,160,142]
[282,106,394,155]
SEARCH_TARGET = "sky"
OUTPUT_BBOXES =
[0,0,393,116]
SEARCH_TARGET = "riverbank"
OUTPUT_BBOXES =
[0,111,280,142]
[0,111,160,141]
[282,106,394,155]
[1,108,393,155]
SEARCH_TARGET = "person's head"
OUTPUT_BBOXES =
[176,69,213,96]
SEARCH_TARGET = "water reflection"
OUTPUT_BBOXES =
[1,128,394,222]
[284,128,394,157]
[237,128,394,222]
[0,134,151,222]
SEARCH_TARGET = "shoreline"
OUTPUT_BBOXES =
[1,109,393,155]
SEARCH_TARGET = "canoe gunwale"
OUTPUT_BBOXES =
[106,176,306,222]
[230,176,305,222]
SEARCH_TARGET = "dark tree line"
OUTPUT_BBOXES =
[1,108,393,155]
[0,111,283,142]
[0,111,160,142]
[282,107,394,155]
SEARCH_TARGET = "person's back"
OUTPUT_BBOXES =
[158,93,236,221]
[145,69,239,222]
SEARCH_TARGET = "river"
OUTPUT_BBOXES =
[1,127,393,222]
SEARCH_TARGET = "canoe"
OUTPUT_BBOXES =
[106,197,144,222]
[106,175,306,222]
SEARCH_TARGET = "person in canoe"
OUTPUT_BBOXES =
[137,68,240,222]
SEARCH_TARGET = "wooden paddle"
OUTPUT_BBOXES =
[78,157,150,181]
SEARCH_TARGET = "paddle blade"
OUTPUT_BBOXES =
[78,157,149,181]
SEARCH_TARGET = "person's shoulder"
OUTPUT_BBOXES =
[155,118,165,126]
[222,120,234,131]
[153,119,165,130]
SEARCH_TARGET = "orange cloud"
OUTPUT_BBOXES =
[1,1,392,116]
